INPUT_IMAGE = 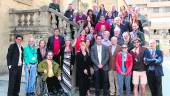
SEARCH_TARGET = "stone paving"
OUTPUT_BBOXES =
[0,56,169,96]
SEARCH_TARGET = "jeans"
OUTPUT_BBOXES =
[24,64,37,93]
[117,73,131,96]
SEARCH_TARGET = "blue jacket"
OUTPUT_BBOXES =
[144,49,164,76]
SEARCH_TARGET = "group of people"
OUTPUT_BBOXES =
[6,1,164,96]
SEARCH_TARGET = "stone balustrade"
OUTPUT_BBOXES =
[9,6,83,44]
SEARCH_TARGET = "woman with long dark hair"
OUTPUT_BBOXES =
[37,40,47,64]
[60,37,75,96]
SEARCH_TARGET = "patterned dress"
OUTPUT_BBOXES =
[61,49,72,94]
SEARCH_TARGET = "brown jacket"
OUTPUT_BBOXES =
[109,45,122,70]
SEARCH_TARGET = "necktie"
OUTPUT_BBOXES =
[151,49,155,58]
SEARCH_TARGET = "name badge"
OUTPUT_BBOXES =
[32,57,36,60]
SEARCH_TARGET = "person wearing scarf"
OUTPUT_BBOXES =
[116,44,133,96]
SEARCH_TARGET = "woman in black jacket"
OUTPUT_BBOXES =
[76,42,91,96]
[37,40,47,64]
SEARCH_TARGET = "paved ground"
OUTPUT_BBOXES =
[0,56,169,96]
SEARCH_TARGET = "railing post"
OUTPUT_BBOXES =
[66,23,71,37]
[51,12,57,29]
[9,9,17,28]
[39,6,51,28]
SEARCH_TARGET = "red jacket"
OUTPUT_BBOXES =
[95,21,111,32]
[116,52,133,75]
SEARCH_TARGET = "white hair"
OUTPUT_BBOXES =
[114,27,121,32]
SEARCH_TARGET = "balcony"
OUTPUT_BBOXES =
[123,0,147,5]
[148,12,170,18]
[147,1,170,7]
[150,23,170,29]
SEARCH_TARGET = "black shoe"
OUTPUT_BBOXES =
[30,92,35,96]
[26,93,30,96]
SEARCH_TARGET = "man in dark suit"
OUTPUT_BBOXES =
[6,35,24,96]
[108,36,121,96]
[90,35,109,96]
[144,39,164,96]
[64,3,74,39]
[47,28,65,64]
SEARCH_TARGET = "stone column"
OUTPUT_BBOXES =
[39,6,51,32]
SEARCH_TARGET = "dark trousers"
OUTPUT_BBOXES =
[53,54,60,65]
[94,69,109,96]
[147,72,163,96]
[46,76,61,93]
[78,76,90,96]
[8,66,22,96]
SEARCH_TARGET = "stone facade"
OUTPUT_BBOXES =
[0,0,50,73]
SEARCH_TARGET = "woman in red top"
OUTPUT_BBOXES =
[75,29,86,53]
[116,44,133,96]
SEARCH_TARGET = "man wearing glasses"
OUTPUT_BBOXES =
[130,38,147,96]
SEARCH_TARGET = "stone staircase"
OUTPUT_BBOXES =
[9,5,84,46]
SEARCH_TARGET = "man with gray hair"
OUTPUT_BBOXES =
[108,36,121,96]
[102,31,111,47]
[144,39,164,96]
[110,16,131,37]
[24,37,38,96]
[113,27,124,45]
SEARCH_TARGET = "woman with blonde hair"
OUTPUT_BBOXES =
[76,41,91,96]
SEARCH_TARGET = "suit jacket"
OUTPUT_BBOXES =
[47,35,65,52]
[109,45,122,71]
[64,9,74,21]
[90,44,109,71]
[6,43,24,68]
[144,49,164,76]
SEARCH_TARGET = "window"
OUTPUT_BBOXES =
[154,29,157,35]
[152,7,159,13]
[150,0,159,2]
[164,7,170,12]
[161,0,170,1]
